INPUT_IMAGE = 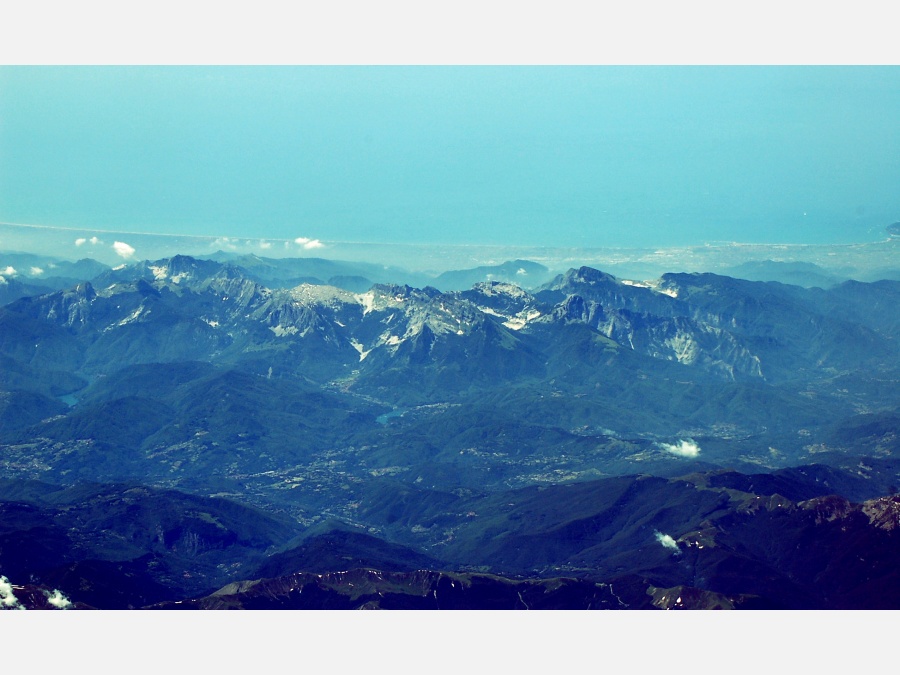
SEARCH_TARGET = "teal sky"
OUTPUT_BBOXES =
[1,66,899,249]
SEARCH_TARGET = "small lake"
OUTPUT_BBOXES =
[376,408,408,425]
[58,394,79,407]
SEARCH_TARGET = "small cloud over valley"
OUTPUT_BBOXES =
[659,439,701,458]
[655,531,681,553]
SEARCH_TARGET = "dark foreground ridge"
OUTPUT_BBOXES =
[2,472,899,610]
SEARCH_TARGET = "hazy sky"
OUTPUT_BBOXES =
[1,66,898,249]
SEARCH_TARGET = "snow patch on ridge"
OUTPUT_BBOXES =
[270,325,299,337]
[479,305,542,331]
[665,331,700,365]
[350,338,371,361]
[357,291,376,316]
[117,306,148,326]
[624,278,679,298]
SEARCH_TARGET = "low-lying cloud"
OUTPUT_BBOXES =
[659,439,701,458]
[0,575,73,610]
[1,575,25,610]
[655,531,681,553]
[45,589,73,609]
[75,236,102,247]
[1,266,17,277]
[113,241,136,259]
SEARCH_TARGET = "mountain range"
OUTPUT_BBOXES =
[0,253,897,609]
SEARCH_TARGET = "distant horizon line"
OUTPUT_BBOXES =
[1,220,894,253]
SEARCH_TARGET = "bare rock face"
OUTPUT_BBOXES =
[799,494,854,523]
[148,568,624,610]
[862,495,900,531]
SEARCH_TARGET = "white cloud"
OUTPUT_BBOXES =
[516,268,527,276]
[1,266,17,277]
[44,589,72,609]
[75,237,87,246]
[113,241,136,259]
[30,267,44,276]
[211,237,237,251]
[89,236,101,245]
[294,236,324,250]
[0,575,25,610]
[655,531,681,553]
[659,439,701,458]
[260,240,272,250]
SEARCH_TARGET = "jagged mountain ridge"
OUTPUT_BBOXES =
[5,254,895,389]
[2,253,896,482]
